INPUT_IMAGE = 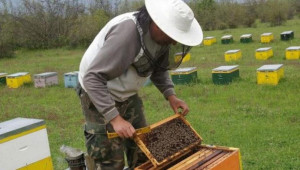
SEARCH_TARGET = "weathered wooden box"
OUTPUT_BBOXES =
[0,118,53,170]
[212,65,239,85]
[257,64,284,85]
[224,49,241,62]
[221,35,233,44]
[64,71,79,88]
[0,73,8,85]
[240,34,252,43]
[170,67,197,85]
[255,47,273,60]
[134,114,242,170]
[280,31,294,41]
[203,36,216,46]
[260,32,274,43]
[34,72,58,88]
[6,72,31,88]
[285,46,300,60]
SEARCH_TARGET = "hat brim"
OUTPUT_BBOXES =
[145,0,203,46]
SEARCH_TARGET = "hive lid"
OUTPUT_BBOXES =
[240,34,252,38]
[34,72,57,78]
[0,73,8,77]
[225,49,240,54]
[281,31,293,34]
[7,72,29,77]
[204,36,215,40]
[170,67,197,74]
[64,71,79,75]
[257,64,283,71]
[134,114,202,167]
[256,47,272,51]
[0,117,45,141]
[212,65,239,72]
[286,46,300,51]
[221,35,233,39]
[261,32,272,36]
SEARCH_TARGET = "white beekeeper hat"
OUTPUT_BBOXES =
[145,0,203,46]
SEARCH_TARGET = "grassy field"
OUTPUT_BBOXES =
[0,18,300,169]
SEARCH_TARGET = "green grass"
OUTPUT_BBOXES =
[1,18,300,169]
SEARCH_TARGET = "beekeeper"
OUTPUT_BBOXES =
[77,0,203,169]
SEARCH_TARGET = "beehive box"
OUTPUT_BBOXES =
[212,65,239,85]
[170,67,197,85]
[34,72,58,88]
[203,36,216,46]
[0,73,8,85]
[285,46,300,60]
[280,31,294,41]
[6,72,31,88]
[257,64,284,85]
[240,34,252,43]
[134,114,242,170]
[221,35,233,44]
[225,49,242,62]
[0,118,53,170]
[174,52,191,63]
[255,47,273,60]
[261,33,274,43]
[64,71,79,88]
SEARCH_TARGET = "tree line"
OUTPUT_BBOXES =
[0,0,299,58]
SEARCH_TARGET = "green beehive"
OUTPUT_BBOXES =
[0,73,8,85]
[221,35,233,44]
[281,31,294,41]
[240,34,252,43]
[212,65,239,85]
[170,67,197,85]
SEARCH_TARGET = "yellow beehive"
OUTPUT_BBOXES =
[0,118,54,170]
[225,49,242,62]
[257,64,284,85]
[203,36,216,46]
[174,52,191,63]
[6,72,31,88]
[261,33,274,43]
[255,47,273,60]
[285,46,300,60]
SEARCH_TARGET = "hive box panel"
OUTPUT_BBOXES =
[255,47,273,60]
[34,72,58,88]
[212,65,239,85]
[221,35,233,44]
[240,34,252,43]
[286,46,300,60]
[0,73,7,85]
[0,118,53,170]
[203,37,216,46]
[281,31,294,41]
[257,64,284,85]
[134,114,242,170]
[6,72,31,88]
[174,52,191,63]
[225,49,241,62]
[64,71,79,88]
[170,67,197,85]
[261,33,274,43]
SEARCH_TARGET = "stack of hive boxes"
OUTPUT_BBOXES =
[285,46,300,60]
[212,65,240,85]
[255,47,273,60]
[203,36,217,46]
[34,72,58,88]
[0,73,7,85]
[221,35,233,44]
[64,71,79,88]
[224,49,242,62]
[257,64,284,85]
[260,33,274,43]
[6,72,32,88]
[170,67,197,85]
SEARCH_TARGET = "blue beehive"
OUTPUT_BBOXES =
[64,71,79,88]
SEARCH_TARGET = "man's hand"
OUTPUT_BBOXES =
[168,95,189,116]
[110,115,135,138]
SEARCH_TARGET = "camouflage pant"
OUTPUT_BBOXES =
[77,87,148,170]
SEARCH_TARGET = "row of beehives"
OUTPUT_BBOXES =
[224,46,300,62]
[170,64,284,85]
[203,30,294,45]
[0,71,79,89]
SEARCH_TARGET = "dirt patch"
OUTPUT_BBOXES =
[141,117,199,162]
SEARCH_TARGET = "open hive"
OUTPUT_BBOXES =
[134,114,242,170]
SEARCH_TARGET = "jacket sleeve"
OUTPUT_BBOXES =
[83,20,140,123]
